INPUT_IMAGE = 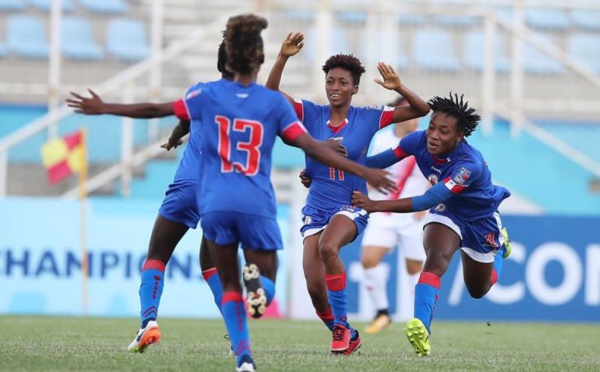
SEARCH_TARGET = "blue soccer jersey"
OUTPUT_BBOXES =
[173,81,307,218]
[293,100,395,211]
[394,131,511,222]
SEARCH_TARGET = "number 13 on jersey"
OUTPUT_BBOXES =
[215,115,263,176]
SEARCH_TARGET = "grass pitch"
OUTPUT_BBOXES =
[1,316,599,371]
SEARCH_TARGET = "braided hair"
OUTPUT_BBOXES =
[428,93,480,138]
[224,14,268,74]
[322,54,366,86]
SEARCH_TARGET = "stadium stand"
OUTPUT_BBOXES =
[433,14,479,27]
[525,8,570,31]
[523,34,565,74]
[0,0,24,11]
[106,18,150,61]
[60,17,104,61]
[413,28,460,71]
[6,15,49,59]
[26,0,73,12]
[463,29,510,73]
[77,0,128,14]
[570,9,600,31]
[567,33,600,73]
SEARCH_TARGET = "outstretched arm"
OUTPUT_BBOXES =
[374,63,430,122]
[291,133,395,194]
[352,182,454,213]
[366,147,405,169]
[265,32,304,106]
[67,89,175,119]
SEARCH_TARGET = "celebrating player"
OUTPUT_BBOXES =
[67,41,234,354]
[360,97,429,334]
[73,14,395,371]
[265,32,430,354]
[351,93,512,357]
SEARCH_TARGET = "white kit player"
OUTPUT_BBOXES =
[361,98,430,334]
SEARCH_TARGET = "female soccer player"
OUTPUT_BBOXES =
[68,42,234,354]
[74,14,394,372]
[351,93,512,357]
[265,32,430,354]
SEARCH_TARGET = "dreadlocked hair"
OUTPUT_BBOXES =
[224,14,267,74]
[322,54,366,86]
[428,92,480,138]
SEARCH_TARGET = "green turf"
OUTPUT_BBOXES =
[1,316,599,371]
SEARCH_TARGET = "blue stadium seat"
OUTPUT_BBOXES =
[525,9,570,31]
[106,18,150,62]
[567,33,600,73]
[434,15,479,27]
[335,11,366,23]
[413,29,460,71]
[61,17,104,60]
[0,43,6,58]
[570,9,600,31]
[25,0,73,12]
[397,13,428,25]
[463,30,510,73]
[304,27,349,62]
[284,10,315,22]
[359,31,408,70]
[0,0,24,11]
[78,0,128,14]
[523,35,564,75]
[7,15,49,59]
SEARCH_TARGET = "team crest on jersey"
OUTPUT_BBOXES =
[434,203,446,212]
[303,215,312,225]
[483,233,499,248]
[185,89,202,99]
[452,167,472,184]
[427,174,438,186]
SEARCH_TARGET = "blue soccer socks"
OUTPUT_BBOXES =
[202,267,224,314]
[413,271,440,335]
[139,259,165,328]
[222,291,252,366]
[326,273,350,329]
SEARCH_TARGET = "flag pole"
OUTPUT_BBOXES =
[79,128,89,315]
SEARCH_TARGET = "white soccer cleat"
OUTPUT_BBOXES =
[127,320,161,353]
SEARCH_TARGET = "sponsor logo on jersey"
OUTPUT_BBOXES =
[431,166,442,174]
[452,167,472,184]
[428,174,438,185]
[364,104,384,110]
[236,93,249,98]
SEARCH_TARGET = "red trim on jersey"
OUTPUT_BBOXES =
[389,156,417,200]
[443,176,467,193]
[327,118,348,134]
[281,121,307,142]
[379,109,395,129]
[222,291,244,304]
[293,99,304,121]
[142,259,165,272]
[433,154,450,164]
[392,144,409,159]
[418,271,441,289]
[202,267,218,280]
[173,99,190,121]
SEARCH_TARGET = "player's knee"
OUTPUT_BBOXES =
[318,241,339,263]
[361,254,378,269]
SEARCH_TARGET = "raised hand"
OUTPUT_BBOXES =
[374,62,402,92]
[352,191,376,213]
[279,32,304,58]
[66,89,105,115]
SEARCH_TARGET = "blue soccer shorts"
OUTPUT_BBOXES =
[425,209,506,264]
[201,211,283,250]
[158,180,200,229]
[300,204,369,240]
